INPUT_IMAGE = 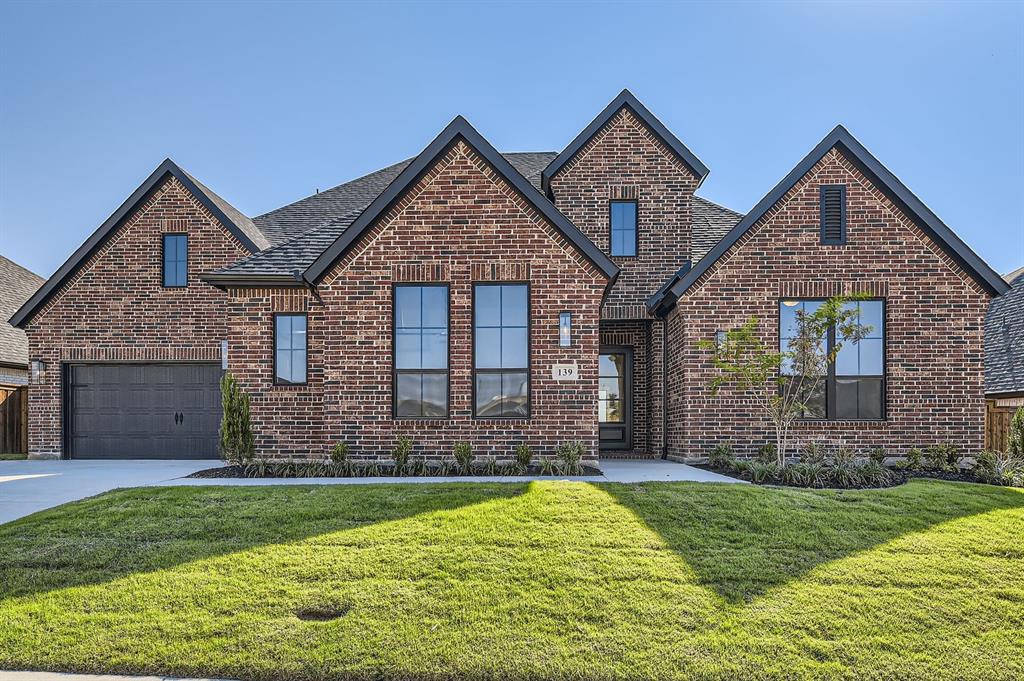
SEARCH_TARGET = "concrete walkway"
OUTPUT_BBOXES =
[0,458,741,524]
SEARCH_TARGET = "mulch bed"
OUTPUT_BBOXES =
[695,464,979,489]
[188,463,603,479]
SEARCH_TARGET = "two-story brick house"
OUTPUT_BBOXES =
[10,90,1009,463]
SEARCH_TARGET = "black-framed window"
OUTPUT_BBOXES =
[162,234,187,287]
[274,314,307,385]
[474,283,529,417]
[394,285,449,418]
[779,299,884,420]
[610,200,637,257]
[820,184,847,244]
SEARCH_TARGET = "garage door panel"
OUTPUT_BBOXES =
[68,363,222,459]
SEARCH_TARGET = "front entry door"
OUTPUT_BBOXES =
[598,346,632,451]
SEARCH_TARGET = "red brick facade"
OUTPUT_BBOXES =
[664,148,990,461]
[23,176,248,457]
[19,98,996,464]
[226,140,608,462]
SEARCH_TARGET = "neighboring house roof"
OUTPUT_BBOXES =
[303,116,620,285]
[691,196,744,262]
[985,268,1024,396]
[648,124,1011,316]
[541,89,710,193]
[0,256,44,368]
[9,159,265,328]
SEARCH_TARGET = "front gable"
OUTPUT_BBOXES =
[304,116,618,287]
[649,125,1009,314]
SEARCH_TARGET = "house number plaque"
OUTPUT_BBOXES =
[551,363,579,381]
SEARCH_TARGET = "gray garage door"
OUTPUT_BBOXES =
[67,363,222,459]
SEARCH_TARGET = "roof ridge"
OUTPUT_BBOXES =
[0,254,44,282]
[693,195,744,218]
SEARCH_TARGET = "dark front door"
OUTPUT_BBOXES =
[67,363,222,459]
[598,346,632,451]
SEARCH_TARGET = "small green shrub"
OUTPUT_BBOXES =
[514,443,533,469]
[555,440,586,475]
[481,456,498,476]
[903,447,923,471]
[756,443,777,464]
[391,435,412,473]
[974,449,1024,487]
[538,458,557,476]
[829,448,862,488]
[923,443,958,472]
[868,446,887,465]
[748,460,779,484]
[453,442,474,473]
[800,440,826,464]
[219,372,255,465]
[708,442,734,469]
[330,442,350,465]
[782,462,826,487]
[857,460,894,487]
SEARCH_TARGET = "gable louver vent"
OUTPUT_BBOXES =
[820,184,847,244]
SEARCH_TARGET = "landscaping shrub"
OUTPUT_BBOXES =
[219,372,254,464]
[391,436,412,473]
[868,446,887,464]
[756,442,777,464]
[973,449,1024,487]
[708,442,734,469]
[748,460,779,484]
[514,443,533,470]
[800,440,826,464]
[923,443,959,472]
[330,442,350,465]
[857,460,894,487]
[453,442,474,473]
[556,440,586,475]
[782,462,826,488]
[829,447,861,487]
[903,447,924,471]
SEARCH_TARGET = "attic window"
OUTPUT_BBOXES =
[820,185,847,245]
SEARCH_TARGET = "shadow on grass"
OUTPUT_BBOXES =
[602,479,1024,603]
[0,482,529,602]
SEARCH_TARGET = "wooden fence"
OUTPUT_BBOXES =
[985,399,1019,453]
[0,387,28,454]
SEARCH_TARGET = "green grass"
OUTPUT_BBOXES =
[1,480,1022,680]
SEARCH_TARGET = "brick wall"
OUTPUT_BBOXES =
[547,106,700,319]
[665,148,990,460]
[303,140,609,463]
[23,176,249,458]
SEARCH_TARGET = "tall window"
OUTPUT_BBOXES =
[394,285,449,418]
[162,234,187,287]
[610,200,637,257]
[779,299,884,420]
[274,314,307,385]
[474,284,529,417]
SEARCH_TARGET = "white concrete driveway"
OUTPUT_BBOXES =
[0,459,218,524]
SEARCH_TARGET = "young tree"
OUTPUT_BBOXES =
[219,372,255,464]
[698,294,872,465]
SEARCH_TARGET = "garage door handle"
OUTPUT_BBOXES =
[174,412,180,425]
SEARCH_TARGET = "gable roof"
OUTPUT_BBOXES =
[541,89,710,193]
[648,124,1011,316]
[250,153,557,247]
[9,159,266,328]
[0,256,45,368]
[302,117,619,285]
[985,268,1024,396]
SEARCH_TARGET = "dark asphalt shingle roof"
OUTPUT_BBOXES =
[179,168,270,251]
[219,151,742,279]
[985,268,1024,396]
[0,256,45,367]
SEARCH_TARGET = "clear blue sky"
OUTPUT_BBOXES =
[1,0,1021,278]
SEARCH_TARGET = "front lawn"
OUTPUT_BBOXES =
[1,480,1022,680]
